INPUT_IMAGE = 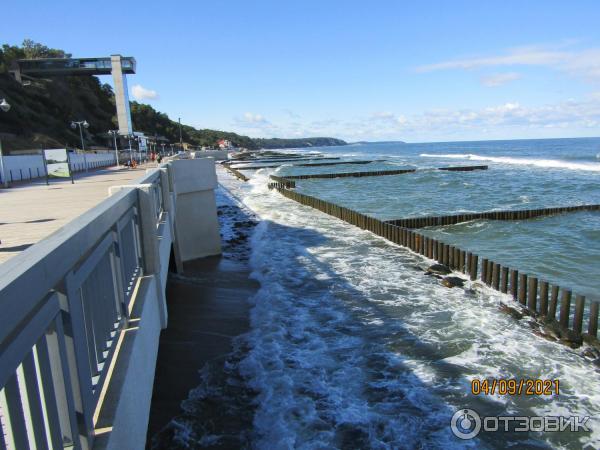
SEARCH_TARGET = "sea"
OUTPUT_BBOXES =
[185,138,600,449]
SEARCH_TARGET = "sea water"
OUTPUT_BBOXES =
[209,138,600,449]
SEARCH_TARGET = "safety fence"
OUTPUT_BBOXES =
[268,184,600,347]
[0,166,172,449]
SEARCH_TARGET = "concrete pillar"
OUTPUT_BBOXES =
[170,158,221,262]
[110,55,133,135]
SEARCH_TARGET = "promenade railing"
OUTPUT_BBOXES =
[0,166,171,449]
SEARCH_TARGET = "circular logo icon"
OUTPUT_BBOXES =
[451,408,481,440]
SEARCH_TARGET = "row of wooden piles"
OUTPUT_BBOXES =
[271,185,600,344]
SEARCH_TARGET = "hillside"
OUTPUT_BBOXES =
[0,40,347,152]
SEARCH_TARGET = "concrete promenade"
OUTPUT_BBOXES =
[0,164,157,264]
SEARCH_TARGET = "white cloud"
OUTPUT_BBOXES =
[371,111,395,120]
[131,84,158,100]
[242,112,268,124]
[481,72,521,87]
[229,95,600,141]
[416,44,600,83]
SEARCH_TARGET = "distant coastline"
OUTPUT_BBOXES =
[256,137,347,149]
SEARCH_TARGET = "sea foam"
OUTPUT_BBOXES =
[420,153,600,172]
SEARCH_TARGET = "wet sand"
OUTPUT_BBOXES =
[147,193,259,448]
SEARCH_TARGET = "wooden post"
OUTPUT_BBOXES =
[559,289,572,329]
[574,295,585,336]
[469,254,478,281]
[491,263,500,290]
[588,301,599,338]
[500,267,509,293]
[510,269,519,300]
[527,277,538,312]
[466,252,472,275]
[539,281,549,316]
[481,258,488,282]
[518,273,527,305]
[548,286,559,320]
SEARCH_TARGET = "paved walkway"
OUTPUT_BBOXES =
[0,165,157,264]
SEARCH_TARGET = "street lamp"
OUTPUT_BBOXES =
[71,120,90,172]
[108,130,120,168]
[126,135,140,166]
[0,98,11,113]
[0,98,11,188]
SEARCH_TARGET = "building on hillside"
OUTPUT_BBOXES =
[217,139,233,149]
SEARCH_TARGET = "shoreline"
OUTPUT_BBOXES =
[148,179,260,448]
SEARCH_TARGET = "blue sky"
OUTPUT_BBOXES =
[3,0,600,142]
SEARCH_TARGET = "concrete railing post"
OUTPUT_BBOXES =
[136,185,160,274]
[109,184,168,328]
[165,163,183,273]
[137,185,167,328]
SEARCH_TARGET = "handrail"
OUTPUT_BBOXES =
[0,163,173,449]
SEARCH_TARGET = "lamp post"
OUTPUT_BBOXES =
[108,130,120,168]
[71,120,89,172]
[0,98,11,188]
[127,134,140,166]
[178,117,183,150]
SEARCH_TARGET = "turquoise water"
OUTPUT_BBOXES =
[280,138,600,300]
[214,146,600,448]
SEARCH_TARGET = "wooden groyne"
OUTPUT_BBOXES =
[387,205,600,228]
[235,160,383,170]
[265,165,490,184]
[222,163,250,181]
[232,157,339,164]
[275,168,416,180]
[268,184,600,347]
[268,176,296,189]
[438,165,488,171]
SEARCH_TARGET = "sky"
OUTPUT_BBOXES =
[3,0,600,143]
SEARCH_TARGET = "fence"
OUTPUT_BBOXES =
[0,166,172,449]
[0,152,117,183]
[268,184,600,347]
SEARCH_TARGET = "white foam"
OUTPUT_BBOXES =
[420,153,600,172]
[216,166,600,449]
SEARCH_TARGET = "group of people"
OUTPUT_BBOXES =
[124,152,163,169]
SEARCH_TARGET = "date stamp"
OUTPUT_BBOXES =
[471,378,559,396]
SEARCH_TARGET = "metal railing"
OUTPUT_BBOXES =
[0,165,172,449]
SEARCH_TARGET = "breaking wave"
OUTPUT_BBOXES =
[420,153,600,172]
